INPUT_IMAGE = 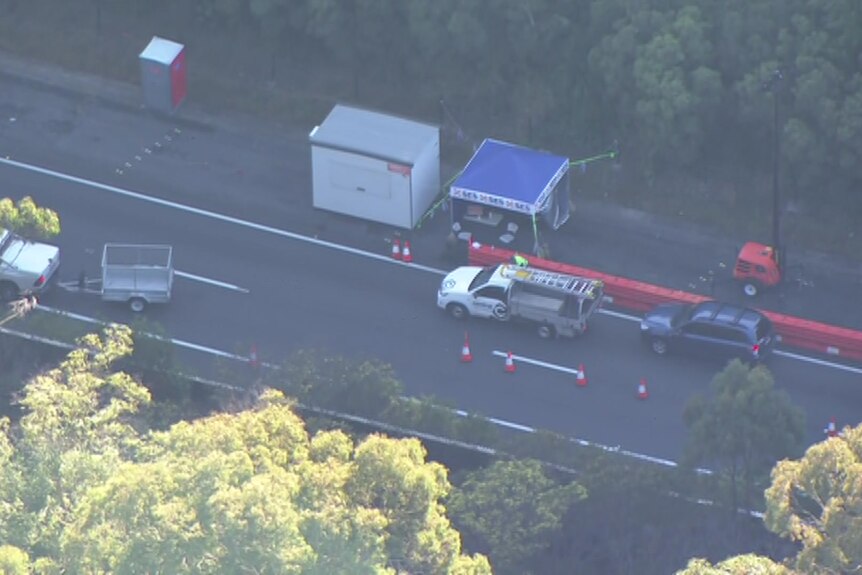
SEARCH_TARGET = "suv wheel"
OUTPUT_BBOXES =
[651,338,669,355]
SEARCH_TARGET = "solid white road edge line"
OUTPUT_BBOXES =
[0,156,446,275]
[3,160,857,372]
[24,303,708,473]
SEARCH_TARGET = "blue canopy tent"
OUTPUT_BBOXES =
[449,139,570,252]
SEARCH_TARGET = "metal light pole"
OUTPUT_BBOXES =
[765,69,783,261]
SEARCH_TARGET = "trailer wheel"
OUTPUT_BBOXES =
[129,297,147,313]
[0,281,19,302]
[537,324,555,339]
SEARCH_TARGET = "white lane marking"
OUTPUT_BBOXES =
[36,304,273,365]
[174,270,250,293]
[598,308,641,322]
[3,156,860,374]
[0,157,446,276]
[491,349,580,375]
[7,304,711,475]
[58,271,248,293]
[774,350,862,375]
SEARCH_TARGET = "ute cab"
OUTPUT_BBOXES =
[733,242,781,297]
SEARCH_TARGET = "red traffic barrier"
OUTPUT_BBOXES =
[468,241,862,363]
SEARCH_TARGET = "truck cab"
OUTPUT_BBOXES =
[437,266,510,320]
[0,227,60,301]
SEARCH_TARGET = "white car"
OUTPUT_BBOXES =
[0,228,60,300]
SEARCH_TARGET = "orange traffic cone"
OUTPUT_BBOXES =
[460,332,473,363]
[249,344,260,370]
[576,363,588,387]
[504,351,517,373]
[824,418,838,437]
[402,240,413,263]
[391,238,402,260]
[637,378,649,400]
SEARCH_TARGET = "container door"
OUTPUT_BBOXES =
[170,51,187,108]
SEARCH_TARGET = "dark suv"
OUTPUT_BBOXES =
[640,300,775,362]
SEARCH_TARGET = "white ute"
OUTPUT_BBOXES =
[437,264,604,339]
[0,227,60,301]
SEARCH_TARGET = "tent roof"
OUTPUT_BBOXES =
[309,104,438,166]
[450,139,569,214]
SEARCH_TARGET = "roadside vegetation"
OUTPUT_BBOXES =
[1,0,859,256]
[3,326,860,574]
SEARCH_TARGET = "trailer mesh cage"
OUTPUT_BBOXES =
[102,244,173,267]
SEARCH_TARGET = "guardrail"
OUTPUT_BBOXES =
[468,241,862,363]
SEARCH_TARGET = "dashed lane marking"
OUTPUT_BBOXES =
[2,156,859,375]
[174,271,250,293]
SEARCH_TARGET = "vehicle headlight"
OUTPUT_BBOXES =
[640,321,649,331]
[442,279,456,290]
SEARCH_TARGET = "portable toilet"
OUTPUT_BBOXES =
[139,36,187,113]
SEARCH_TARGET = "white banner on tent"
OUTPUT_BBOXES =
[450,187,535,215]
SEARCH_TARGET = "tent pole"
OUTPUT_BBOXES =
[532,213,539,255]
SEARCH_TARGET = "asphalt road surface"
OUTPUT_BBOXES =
[1,59,860,466]
[2,160,860,465]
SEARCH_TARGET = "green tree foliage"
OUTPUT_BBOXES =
[276,349,403,418]
[764,422,862,574]
[448,459,586,573]
[0,330,491,573]
[676,553,795,574]
[0,197,61,240]
[682,360,804,513]
[0,545,31,575]
[3,325,149,559]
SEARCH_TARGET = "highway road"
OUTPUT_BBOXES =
[1,159,860,465]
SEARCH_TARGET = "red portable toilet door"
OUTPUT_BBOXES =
[170,50,187,108]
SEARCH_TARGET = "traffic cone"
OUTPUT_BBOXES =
[575,363,588,387]
[391,238,402,260]
[460,332,473,363]
[402,240,413,263]
[637,378,649,400]
[249,344,260,370]
[504,351,516,373]
[824,418,838,437]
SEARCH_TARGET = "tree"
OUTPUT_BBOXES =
[448,459,586,574]
[0,330,490,573]
[2,325,149,560]
[0,545,31,575]
[676,553,795,574]
[0,196,61,240]
[764,422,862,574]
[682,360,804,514]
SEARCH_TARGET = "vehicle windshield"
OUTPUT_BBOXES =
[468,266,497,292]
